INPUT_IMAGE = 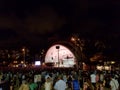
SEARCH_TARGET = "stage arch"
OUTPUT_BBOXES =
[45,44,76,67]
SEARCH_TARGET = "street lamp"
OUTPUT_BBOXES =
[56,45,60,67]
[22,48,26,65]
[71,37,76,42]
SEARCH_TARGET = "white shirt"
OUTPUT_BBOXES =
[90,74,96,83]
[110,78,119,90]
[54,79,67,90]
[45,82,52,90]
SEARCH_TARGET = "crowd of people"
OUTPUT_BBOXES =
[0,68,120,90]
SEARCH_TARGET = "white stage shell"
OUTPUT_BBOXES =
[45,44,76,67]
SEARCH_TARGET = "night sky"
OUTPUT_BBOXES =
[0,0,120,51]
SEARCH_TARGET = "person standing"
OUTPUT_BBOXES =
[18,80,29,90]
[83,78,94,90]
[109,75,119,90]
[44,76,52,90]
[29,78,38,90]
[90,71,96,89]
[71,75,80,90]
[54,75,67,90]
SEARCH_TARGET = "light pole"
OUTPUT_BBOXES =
[56,45,60,67]
[22,48,25,65]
